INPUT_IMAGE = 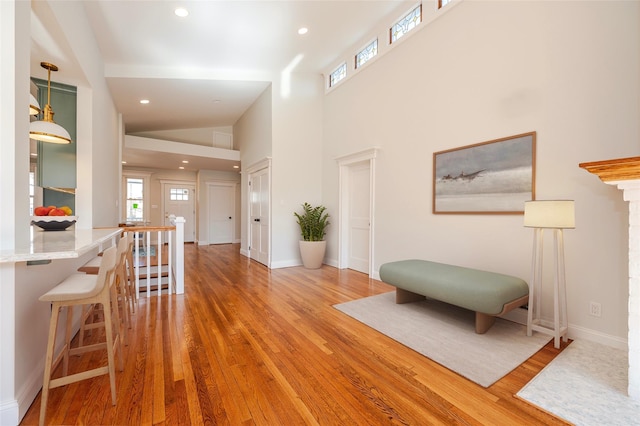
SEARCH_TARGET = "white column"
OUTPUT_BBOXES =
[609,180,640,400]
[0,1,32,424]
[174,217,185,294]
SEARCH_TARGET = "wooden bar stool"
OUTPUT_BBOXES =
[113,236,132,340]
[77,235,134,345]
[38,246,123,426]
[123,232,138,312]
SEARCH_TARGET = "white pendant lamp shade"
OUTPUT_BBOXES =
[29,94,41,115]
[29,119,71,144]
[29,62,72,144]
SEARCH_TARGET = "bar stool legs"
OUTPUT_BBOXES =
[77,234,135,347]
[39,246,122,426]
[125,233,138,313]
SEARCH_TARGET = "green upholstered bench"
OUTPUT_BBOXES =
[379,259,529,334]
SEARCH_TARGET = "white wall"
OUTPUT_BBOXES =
[44,1,120,228]
[0,2,32,423]
[235,85,272,254]
[234,74,325,267]
[323,0,639,346]
[270,73,325,267]
[132,125,234,148]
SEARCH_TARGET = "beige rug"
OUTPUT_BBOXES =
[334,292,551,387]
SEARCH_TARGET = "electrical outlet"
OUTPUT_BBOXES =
[589,301,602,317]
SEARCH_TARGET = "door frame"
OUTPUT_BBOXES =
[244,157,272,267]
[337,148,378,277]
[206,180,237,245]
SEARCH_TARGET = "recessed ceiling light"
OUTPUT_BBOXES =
[175,7,189,17]
[179,166,185,170]
[298,27,308,35]
[122,161,127,164]
[182,160,189,163]
[139,99,149,104]
[233,165,239,169]
[30,153,37,157]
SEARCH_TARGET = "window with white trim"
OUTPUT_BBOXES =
[125,177,145,222]
[122,172,152,223]
[390,4,422,43]
[355,39,378,69]
[438,0,451,9]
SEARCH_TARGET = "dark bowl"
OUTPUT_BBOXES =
[31,216,77,231]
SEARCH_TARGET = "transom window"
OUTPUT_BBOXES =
[170,188,190,201]
[390,4,422,43]
[330,63,347,87]
[439,0,451,9]
[355,39,378,69]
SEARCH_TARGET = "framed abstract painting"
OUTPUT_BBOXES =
[433,132,536,214]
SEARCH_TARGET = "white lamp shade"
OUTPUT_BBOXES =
[524,200,575,229]
[29,94,41,115]
[29,120,72,144]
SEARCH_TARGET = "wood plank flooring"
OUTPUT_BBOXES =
[21,243,570,425]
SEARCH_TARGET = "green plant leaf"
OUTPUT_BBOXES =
[294,202,330,241]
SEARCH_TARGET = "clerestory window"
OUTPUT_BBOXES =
[330,63,347,87]
[356,39,378,69]
[390,4,422,44]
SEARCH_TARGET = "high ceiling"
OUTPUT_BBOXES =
[30,0,413,171]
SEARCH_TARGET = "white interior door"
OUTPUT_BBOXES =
[347,162,371,273]
[163,183,195,243]
[337,148,377,276]
[249,167,269,266]
[208,183,234,244]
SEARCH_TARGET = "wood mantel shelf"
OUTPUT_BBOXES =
[579,156,640,182]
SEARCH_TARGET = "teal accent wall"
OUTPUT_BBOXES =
[32,78,76,210]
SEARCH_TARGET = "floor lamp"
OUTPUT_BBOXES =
[524,200,575,349]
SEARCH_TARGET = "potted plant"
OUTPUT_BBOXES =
[294,202,330,269]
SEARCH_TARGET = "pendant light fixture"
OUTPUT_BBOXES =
[29,94,40,115]
[29,62,71,144]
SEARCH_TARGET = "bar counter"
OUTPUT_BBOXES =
[0,227,121,263]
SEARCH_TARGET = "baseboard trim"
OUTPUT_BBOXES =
[0,399,19,426]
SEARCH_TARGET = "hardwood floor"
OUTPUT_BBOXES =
[21,243,570,425]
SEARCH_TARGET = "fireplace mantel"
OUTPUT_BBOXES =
[579,156,640,182]
[579,155,640,400]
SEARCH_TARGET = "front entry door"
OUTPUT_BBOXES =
[163,183,195,243]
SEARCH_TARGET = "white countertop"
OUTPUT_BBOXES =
[0,227,121,263]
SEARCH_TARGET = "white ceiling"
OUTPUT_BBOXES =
[30,0,414,171]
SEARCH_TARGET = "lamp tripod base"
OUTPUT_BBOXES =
[526,228,569,349]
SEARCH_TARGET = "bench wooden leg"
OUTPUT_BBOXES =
[475,312,496,334]
[395,288,426,304]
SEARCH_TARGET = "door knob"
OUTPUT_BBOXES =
[229,216,232,219]
[254,218,260,222]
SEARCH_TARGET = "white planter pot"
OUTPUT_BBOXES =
[299,240,327,269]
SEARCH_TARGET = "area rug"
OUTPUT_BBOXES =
[334,292,551,387]
[517,339,640,425]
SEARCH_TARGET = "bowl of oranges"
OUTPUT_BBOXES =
[31,206,77,231]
